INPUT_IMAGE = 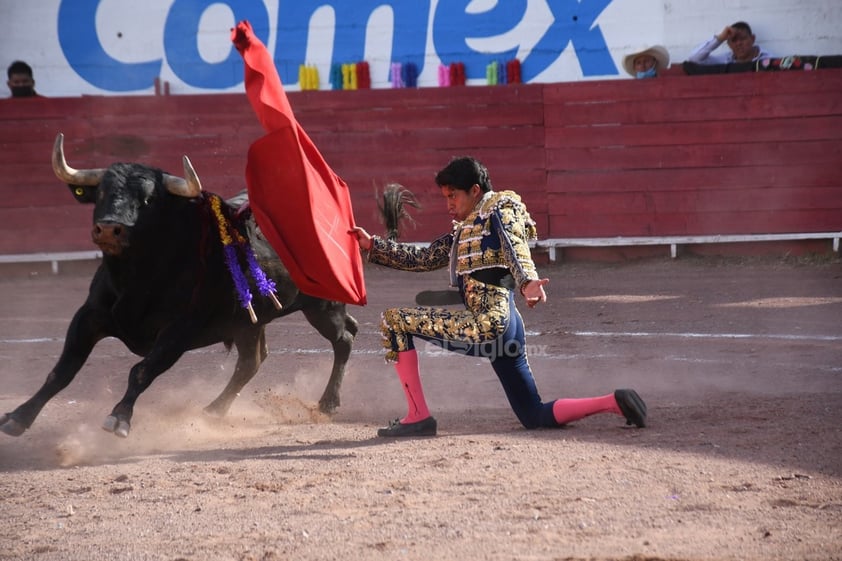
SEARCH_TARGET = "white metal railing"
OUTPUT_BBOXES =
[532,232,842,261]
[0,251,103,274]
[0,231,839,272]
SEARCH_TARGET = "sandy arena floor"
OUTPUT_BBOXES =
[0,256,840,561]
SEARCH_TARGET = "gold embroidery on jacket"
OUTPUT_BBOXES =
[452,190,538,289]
[368,190,540,361]
[379,276,510,361]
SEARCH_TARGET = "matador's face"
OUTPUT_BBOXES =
[440,184,482,222]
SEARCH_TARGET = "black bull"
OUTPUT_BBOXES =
[0,134,358,438]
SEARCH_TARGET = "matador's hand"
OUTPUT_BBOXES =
[521,278,550,308]
[348,226,372,250]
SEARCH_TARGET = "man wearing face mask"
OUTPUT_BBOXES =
[6,61,40,98]
[622,45,670,79]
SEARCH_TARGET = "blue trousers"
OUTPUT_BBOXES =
[409,292,559,429]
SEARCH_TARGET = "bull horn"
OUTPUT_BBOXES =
[52,133,106,185]
[162,156,202,198]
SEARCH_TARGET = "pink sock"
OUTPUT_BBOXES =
[552,393,621,425]
[394,349,430,423]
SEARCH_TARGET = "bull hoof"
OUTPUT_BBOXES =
[0,413,26,437]
[317,398,339,416]
[102,415,131,438]
[202,401,228,418]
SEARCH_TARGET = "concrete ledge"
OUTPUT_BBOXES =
[0,251,103,274]
[2,232,840,271]
[533,232,842,261]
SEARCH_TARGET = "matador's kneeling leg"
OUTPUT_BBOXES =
[377,349,437,437]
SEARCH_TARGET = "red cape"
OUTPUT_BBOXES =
[232,21,366,305]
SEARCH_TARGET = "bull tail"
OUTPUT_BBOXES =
[377,183,420,241]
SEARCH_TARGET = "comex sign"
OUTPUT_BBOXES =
[59,0,619,92]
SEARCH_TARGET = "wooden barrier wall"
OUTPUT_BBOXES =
[544,70,842,239]
[0,69,840,257]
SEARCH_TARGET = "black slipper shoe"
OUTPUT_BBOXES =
[377,416,437,437]
[614,389,647,428]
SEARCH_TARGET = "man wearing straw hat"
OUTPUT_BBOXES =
[623,45,670,79]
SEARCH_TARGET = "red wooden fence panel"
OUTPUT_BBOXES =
[0,70,840,258]
[543,69,842,240]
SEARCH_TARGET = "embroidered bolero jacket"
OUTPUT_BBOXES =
[367,190,539,292]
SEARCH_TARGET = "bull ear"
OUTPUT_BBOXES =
[52,133,106,186]
[67,184,98,204]
[161,155,202,198]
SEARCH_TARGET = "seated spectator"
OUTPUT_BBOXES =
[623,45,670,78]
[6,60,40,98]
[688,22,773,64]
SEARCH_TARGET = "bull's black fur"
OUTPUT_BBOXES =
[0,161,358,438]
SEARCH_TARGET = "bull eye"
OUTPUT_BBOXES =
[74,187,84,196]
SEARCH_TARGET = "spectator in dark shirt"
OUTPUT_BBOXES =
[6,60,40,98]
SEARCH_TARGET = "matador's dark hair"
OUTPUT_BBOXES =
[434,156,492,193]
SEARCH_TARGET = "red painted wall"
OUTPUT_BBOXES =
[1,69,840,256]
